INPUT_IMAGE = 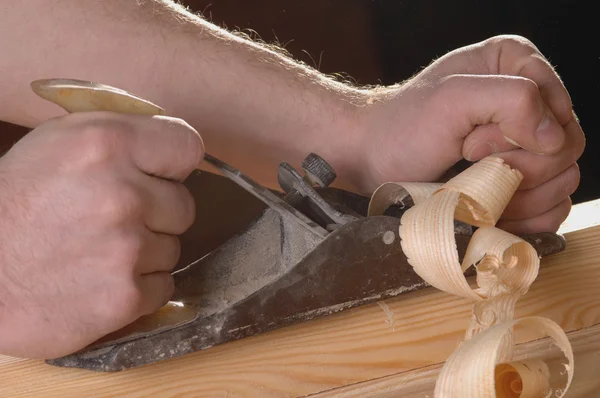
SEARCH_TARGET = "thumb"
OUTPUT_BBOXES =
[438,74,565,156]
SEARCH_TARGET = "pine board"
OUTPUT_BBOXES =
[1,200,600,397]
[310,322,600,397]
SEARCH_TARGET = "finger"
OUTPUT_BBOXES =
[136,272,175,316]
[488,35,574,125]
[502,163,580,221]
[136,230,181,274]
[58,112,204,180]
[463,123,518,161]
[139,175,196,234]
[495,116,585,189]
[439,74,566,155]
[127,115,204,181]
[497,197,572,235]
[427,35,573,127]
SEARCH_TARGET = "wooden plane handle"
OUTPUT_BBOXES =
[31,78,165,116]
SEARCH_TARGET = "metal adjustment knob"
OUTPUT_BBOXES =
[301,153,337,188]
[276,153,356,227]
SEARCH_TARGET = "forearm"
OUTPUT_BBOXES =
[0,0,372,189]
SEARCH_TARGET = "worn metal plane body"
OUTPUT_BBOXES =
[31,79,566,372]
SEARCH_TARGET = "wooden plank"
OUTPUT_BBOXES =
[1,200,600,397]
[556,199,600,235]
[310,323,600,398]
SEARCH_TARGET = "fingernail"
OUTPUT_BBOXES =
[466,142,496,161]
[535,111,564,152]
[503,136,521,147]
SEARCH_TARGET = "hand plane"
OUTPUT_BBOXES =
[31,79,566,372]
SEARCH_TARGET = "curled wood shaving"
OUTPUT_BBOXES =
[369,156,574,397]
[495,360,550,398]
[435,317,573,398]
[439,157,523,226]
[368,182,442,216]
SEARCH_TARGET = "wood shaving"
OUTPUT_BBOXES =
[369,156,574,397]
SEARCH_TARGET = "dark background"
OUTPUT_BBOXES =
[2,1,597,202]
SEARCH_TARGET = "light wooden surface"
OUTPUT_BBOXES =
[310,322,600,398]
[2,199,600,397]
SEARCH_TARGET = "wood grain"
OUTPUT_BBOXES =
[1,200,600,397]
[310,323,600,398]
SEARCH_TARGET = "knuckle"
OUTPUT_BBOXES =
[166,237,181,269]
[183,134,204,175]
[563,164,581,196]
[158,235,181,271]
[487,34,536,51]
[74,123,127,166]
[162,275,175,302]
[136,275,174,316]
[432,75,463,107]
[511,79,540,115]
[177,185,196,232]
[99,185,144,224]
[572,128,586,160]
[96,284,143,323]
[169,232,182,255]
[110,234,144,269]
[169,118,204,174]
[116,285,146,318]
[550,199,572,230]
[437,74,461,90]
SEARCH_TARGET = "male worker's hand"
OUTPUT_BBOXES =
[355,35,585,235]
[0,112,203,359]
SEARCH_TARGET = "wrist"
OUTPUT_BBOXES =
[325,85,400,194]
[310,87,373,193]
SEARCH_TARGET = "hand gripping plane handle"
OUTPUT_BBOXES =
[31,78,327,237]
